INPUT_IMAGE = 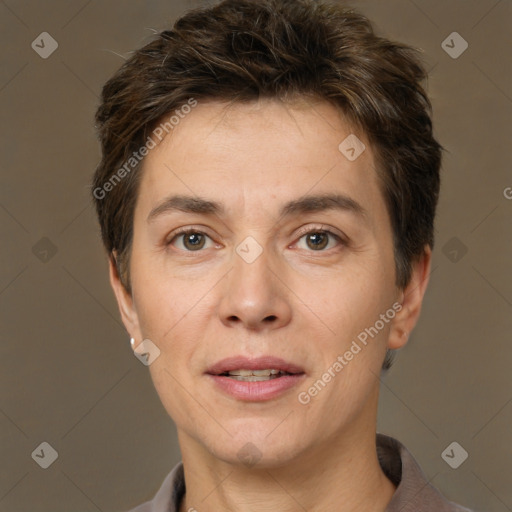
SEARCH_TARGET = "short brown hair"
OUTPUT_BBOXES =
[92,0,442,368]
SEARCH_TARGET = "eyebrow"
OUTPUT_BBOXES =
[147,193,367,223]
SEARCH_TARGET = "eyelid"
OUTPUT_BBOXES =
[293,224,348,246]
[165,226,217,247]
[165,224,349,251]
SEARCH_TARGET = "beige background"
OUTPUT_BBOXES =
[1,0,511,511]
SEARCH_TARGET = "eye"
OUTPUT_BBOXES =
[295,227,345,252]
[167,229,215,251]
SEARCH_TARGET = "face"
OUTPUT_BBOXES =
[111,98,429,468]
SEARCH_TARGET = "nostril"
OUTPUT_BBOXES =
[264,315,277,322]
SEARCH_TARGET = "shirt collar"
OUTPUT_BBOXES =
[139,433,471,512]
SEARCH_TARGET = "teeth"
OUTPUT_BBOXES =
[227,369,282,376]
[229,375,280,381]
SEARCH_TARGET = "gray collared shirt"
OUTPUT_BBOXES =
[125,434,473,512]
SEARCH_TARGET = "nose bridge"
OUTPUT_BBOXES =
[218,237,292,330]
[231,239,276,306]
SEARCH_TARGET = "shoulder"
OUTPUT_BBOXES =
[377,434,475,512]
[122,462,185,512]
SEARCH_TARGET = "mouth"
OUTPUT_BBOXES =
[217,369,297,381]
[205,356,306,401]
[206,355,305,378]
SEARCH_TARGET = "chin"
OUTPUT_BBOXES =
[199,421,304,468]
[214,441,300,470]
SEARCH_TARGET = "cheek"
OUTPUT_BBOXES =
[130,250,207,341]
[294,259,395,404]
[307,263,392,336]
[130,263,215,394]
[298,273,393,417]
[147,359,203,436]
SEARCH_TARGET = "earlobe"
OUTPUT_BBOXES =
[387,246,432,350]
[108,252,142,341]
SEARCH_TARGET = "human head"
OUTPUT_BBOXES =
[92,0,441,368]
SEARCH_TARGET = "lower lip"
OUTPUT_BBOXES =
[207,374,306,401]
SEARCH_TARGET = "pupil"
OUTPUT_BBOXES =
[185,233,204,249]
[308,233,327,250]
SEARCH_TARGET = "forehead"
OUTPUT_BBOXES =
[135,98,386,225]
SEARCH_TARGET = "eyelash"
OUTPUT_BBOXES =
[166,225,347,253]
[294,225,347,251]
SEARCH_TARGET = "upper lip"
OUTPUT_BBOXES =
[206,356,305,375]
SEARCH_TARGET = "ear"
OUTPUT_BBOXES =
[387,246,432,350]
[109,252,143,342]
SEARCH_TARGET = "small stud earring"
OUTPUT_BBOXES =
[130,338,135,348]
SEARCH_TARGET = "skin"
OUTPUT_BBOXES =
[110,98,431,512]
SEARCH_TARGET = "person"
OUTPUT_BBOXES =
[91,0,474,510]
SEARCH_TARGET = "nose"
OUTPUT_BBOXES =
[217,246,292,332]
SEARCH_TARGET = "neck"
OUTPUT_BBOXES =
[177,425,395,512]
